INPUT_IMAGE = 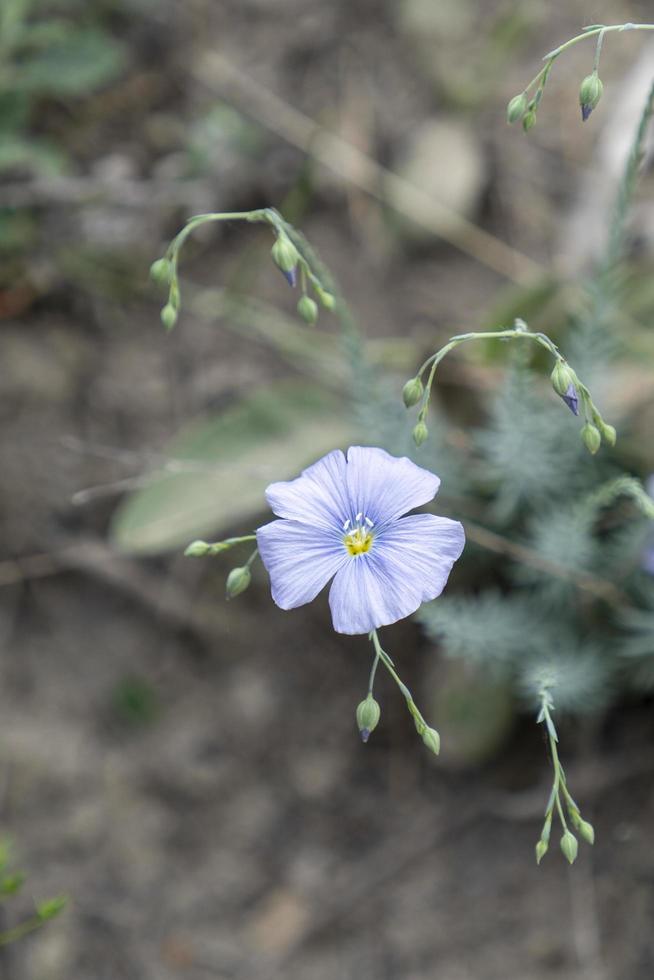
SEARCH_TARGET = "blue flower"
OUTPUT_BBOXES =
[643,475,654,575]
[256,447,465,635]
[560,382,580,416]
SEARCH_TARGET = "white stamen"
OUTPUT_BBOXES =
[365,517,374,528]
[342,519,351,531]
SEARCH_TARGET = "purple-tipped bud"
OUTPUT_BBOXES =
[560,382,579,416]
[271,236,299,288]
[579,72,603,121]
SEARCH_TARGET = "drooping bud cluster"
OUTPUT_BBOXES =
[549,357,616,454]
[535,690,595,865]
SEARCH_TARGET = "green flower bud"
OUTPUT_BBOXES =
[550,360,575,397]
[271,236,299,273]
[522,109,537,132]
[356,695,381,742]
[297,295,318,325]
[560,830,578,865]
[161,304,178,331]
[598,420,616,447]
[577,819,595,845]
[506,92,528,124]
[402,376,424,408]
[315,287,336,311]
[150,257,172,285]
[226,565,251,600]
[0,872,25,895]
[412,420,428,447]
[184,540,211,557]
[581,422,601,455]
[421,726,440,755]
[579,72,603,120]
[535,839,549,865]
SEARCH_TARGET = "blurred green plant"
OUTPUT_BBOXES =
[0,840,67,946]
[0,0,126,176]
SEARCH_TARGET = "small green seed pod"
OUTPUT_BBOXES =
[577,819,595,846]
[598,420,616,447]
[421,726,440,756]
[315,287,336,311]
[184,540,211,557]
[535,839,549,865]
[522,109,537,132]
[560,830,579,865]
[412,420,428,447]
[226,566,251,600]
[402,377,424,408]
[506,92,528,124]
[149,257,172,285]
[160,304,178,331]
[297,295,318,325]
[581,422,601,455]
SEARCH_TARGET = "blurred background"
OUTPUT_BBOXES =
[1,0,654,977]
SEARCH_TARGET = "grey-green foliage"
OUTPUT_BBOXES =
[412,79,654,719]
[0,0,126,178]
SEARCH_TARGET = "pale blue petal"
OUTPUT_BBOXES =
[264,450,350,530]
[329,514,465,634]
[345,447,440,526]
[257,518,348,610]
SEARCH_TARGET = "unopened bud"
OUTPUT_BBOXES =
[421,726,440,755]
[184,540,211,557]
[522,109,537,132]
[271,236,299,286]
[412,420,428,447]
[506,92,528,124]
[559,382,579,416]
[560,830,578,864]
[535,839,549,865]
[581,422,601,455]
[226,565,251,599]
[402,376,424,408]
[598,420,616,447]
[579,72,603,121]
[356,695,381,742]
[550,360,575,397]
[150,257,172,285]
[577,819,595,845]
[315,287,335,311]
[297,295,318,325]
[160,304,178,331]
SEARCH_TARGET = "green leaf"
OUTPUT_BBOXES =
[110,381,357,555]
[0,135,66,176]
[14,29,126,96]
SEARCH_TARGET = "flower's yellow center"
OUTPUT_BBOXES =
[342,513,375,556]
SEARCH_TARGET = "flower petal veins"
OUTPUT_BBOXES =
[257,446,465,634]
[329,514,465,634]
[257,518,348,609]
[265,449,350,530]
[345,447,440,526]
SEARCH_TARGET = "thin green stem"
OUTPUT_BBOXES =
[367,646,381,695]
[0,915,46,947]
[542,23,654,62]
[593,29,606,72]
[245,547,259,569]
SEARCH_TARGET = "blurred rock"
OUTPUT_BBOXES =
[391,118,485,243]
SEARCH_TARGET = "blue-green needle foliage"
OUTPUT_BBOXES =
[152,25,654,864]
